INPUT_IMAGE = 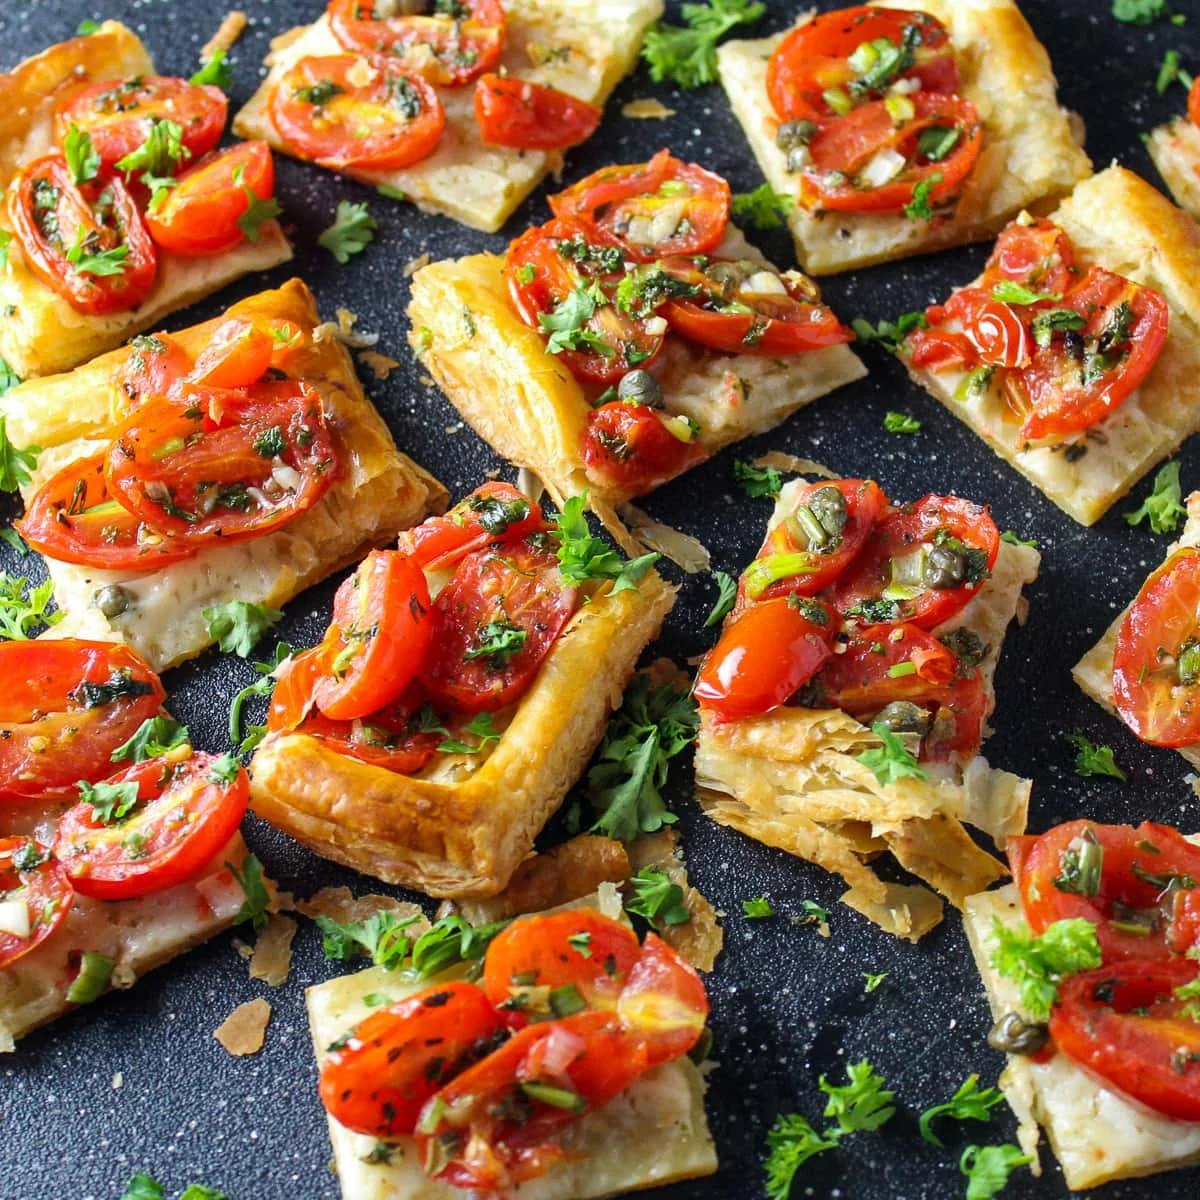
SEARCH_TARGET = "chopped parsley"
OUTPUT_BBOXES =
[77,18,102,35]
[111,715,189,763]
[883,410,921,435]
[0,527,28,556]
[862,971,888,993]
[903,172,941,221]
[0,574,63,640]
[1156,48,1194,94]
[919,1075,1005,1147]
[234,166,283,242]
[0,416,39,490]
[1031,307,1086,348]
[731,182,793,230]
[641,0,765,90]
[317,909,421,970]
[857,723,927,786]
[990,281,1060,306]
[851,310,928,352]
[208,754,240,786]
[410,914,509,978]
[228,641,293,756]
[228,854,270,931]
[624,865,690,928]
[704,568,737,628]
[318,200,376,264]
[190,49,233,91]
[79,778,140,824]
[463,619,527,667]
[253,425,286,458]
[764,1114,839,1199]
[548,493,660,593]
[960,1144,1033,1200]
[742,896,775,918]
[538,284,614,357]
[1000,530,1038,547]
[794,899,830,928]
[1124,460,1187,533]
[733,459,782,499]
[989,916,1101,1021]
[202,600,284,658]
[114,118,187,187]
[65,229,129,277]
[1067,732,1127,781]
[436,711,502,755]
[64,125,100,185]
[1113,0,1169,22]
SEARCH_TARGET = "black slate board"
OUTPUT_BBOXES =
[3,2,1200,1198]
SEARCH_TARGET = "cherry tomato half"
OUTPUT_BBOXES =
[1190,76,1200,129]
[115,330,194,407]
[187,317,275,389]
[400,482,545,572]
[943,288,1031,370]
[474,74,600,151]
[0,838,74,969]
[581,401,703,497]
[615,932,709,1068]
[979,218,1078,296]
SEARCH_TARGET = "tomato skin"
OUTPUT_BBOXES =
[270,55,445,170]
[905,317,974,372]
[116,331,194,407]
[401,482,545,572]
[695,597,834,723]
[328,0,506,87]
[312,552,434,722]
[474,73,600,150]
[8,154,157,315]
[0,838,74,969]
[616,933,709,1067]
[319,982,507,1138]
[145,141,277,257]
[980,218,1077,296]
[1114,548,1200,747]
[54,751,249,901]
[944,288,1031,369]
[55,75,227,174]
[581,402,703,496]
[0,639,165,802]
[1052,960,1200,1123]
[548,150,731,262]
[1190,76,1200,128]
[423,539,579,714]
[188,317,274,389]
[816,623,956,709]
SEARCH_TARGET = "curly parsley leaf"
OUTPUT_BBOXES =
[203,600,284,658]
[588,673,698,842]
[463,619,527,666]
[960,1144,1033,1200]
[115,117,187,181]
[0,574,63,640]
[64,124,100,184]
[821,1060,896,1135]
[704,568,737,628]
[742,896,775,919]
[1000,530,1037,548]
[234,168,283,242]
[190,48,233,91]
[990,281,1061,306]
[851,310,928,352]
[642,0,765,90]
[121,1176,166,1200]
[76,18,102,35]
[763,1113,839,1200]
[1114,0,1168,22]
[411,914,509,978]
[79,778,140,824]
[1157,48,1195,93]
[111,715,190,764]
[794,899,830,928]
[919,1075,1006,1147]
[625,865,690,928]
[857,723,927,786]
[437,711,502,755]
[66,229,129,277]
[316,910,421,970]
[0,416,38,488]
[990,916,1101,1021]
[733,459,782,499]
[1067,732,1127,781]
[319,199,377,264]
[1124,460,1187,533]
[903,171,942,221]
[883,410,921,435]
[548,493,660,592]
[228,854,270,931]
[538,283,614,357]
[731,182,793,230]
[862,970,888,994]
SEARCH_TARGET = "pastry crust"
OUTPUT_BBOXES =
[1,279,447,671]
[902,167,1200,526]
[407,229,866,512]
[0,21,292,380]
[717,0,1092,275]
[232,0,663,234]
[250,570,677,898]
[1148,116,1200,222]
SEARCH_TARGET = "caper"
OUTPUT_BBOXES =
[1179,642,1200,686]
[93,584,132,618]
[873,700,931,737]
[703,260,748,299]
[775,119,817,150]
[924,545,965,589]
[617,369,663,409]
[808,486,848,540]
[987,1011,1049,1057]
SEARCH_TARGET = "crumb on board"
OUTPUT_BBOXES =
[249,914,297,987]
[358,350,401,381]
[402,253,431,279]
[214,998,272,1057]
[622,99,677,120]
[201,11,247,59]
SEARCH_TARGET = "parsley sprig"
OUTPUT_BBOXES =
[857,724,927,786]
[1124,460,1187,533]
[203,600,284,658]
[319,200,376,264]
[960,1144,1033,1200]
[0,416,39,490]
[851,311,928,352]
[624,865,690,928]
[111,715,190,763]
[990,916,1101,1021]
[642,0,765,90]
[883,410,921,435]
[919,1075,1005,1147]
[731,182,792,230]
[704,568,737,628]
[229,854,271,931]
[733,459,782,499]
[548,494,659,592]
[190,49,233,91]
[0,574,63,640]
[229,642,293,755]
[1067,732,1127,780]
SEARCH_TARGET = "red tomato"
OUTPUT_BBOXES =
[1191,76,1200,128]
[266,644,328,735]
[905,318,974,372]
[659,255,852,355]
[816,622,957,712]
[1113,549,1200,748]
[943,288,1031,369]
[979,218,1077,296]
[616,933,709,1067]
[0,639,165,802]
[695,596,834,723]
[187,317,274,389]
[319,981,507,1137]
[505,219,663,385]
[474,73,600,151]
[744,479,886,601]
[581,402,703,496]
[400,482,545,571]
[8,154,157,315]
[54,751,249,901]
[1052,960,1200,1123]
[104,381,338,546]
[423,539,579,713]
[328,0,506,87]
[54,75,226,174]
[548,151,731,262]
[115,331,193,407]
[145,141,277,257]
[766,6,957,123]
[0,838,74,969]
[799,93,982,214]
[312,551,433,721]
[1012,820,1200,964]
[270,55,445,170]
[17,451,198,570]
[483,910,641,1027]
[1008,266,1169,443]
[833,494,1000,629]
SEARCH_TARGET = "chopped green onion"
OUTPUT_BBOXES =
[887,661,917,678]
[823,87,852,116]
[521,1082,587,1111]
[743,552,816,600]
[66,951,114,1004]
[793,504,829,548]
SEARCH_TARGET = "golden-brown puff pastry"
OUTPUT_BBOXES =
[1148,114,1200,222]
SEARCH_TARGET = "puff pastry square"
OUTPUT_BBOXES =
[0,279,447,671]
[407,228,866,513]
[0,21,293,380]
[902,167,1200,527]
[717,0,1092,275]
[250,569,677,898]
[1148,113,1200,222]
[233,0,663,234]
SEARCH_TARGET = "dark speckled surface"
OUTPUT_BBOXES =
[3,2,1200,1198]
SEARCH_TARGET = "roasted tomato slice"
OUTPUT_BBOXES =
[616,932,709,1067]
[0,838,74,969]
[743,479,886,601]
[270,54,445,170]
[474,73,600,151]
[505,218,663,386]
[312,551,433,721]
[942,288,1031,370]
[17,451,198,570]
[1011,820,1200,964]
[659,255,851,355]
[328,0,506,87]
[8,154,157,315]
[424,538,579,713]
[548,150,731,262]
[695,596,834,723]
[1051,960,1200,1123]
[581,401,703,496]
[401,483,545,571]
[116,331,194,407]
[54,750,249,901]
[0,639,165,801]
[1113,549,1200,748]
[799,92,982,215]
[482,910,641,1027]
[833,494,999,629]
[319,981,507,1138]
[54,75,227,173]
[145,141,277,256]
[186,316,275,389]
[979,217,1078,296]
[1006,266,1169,444]
[1191,76,1200,128]
[104,380,337,547]
[766,6,957,124]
